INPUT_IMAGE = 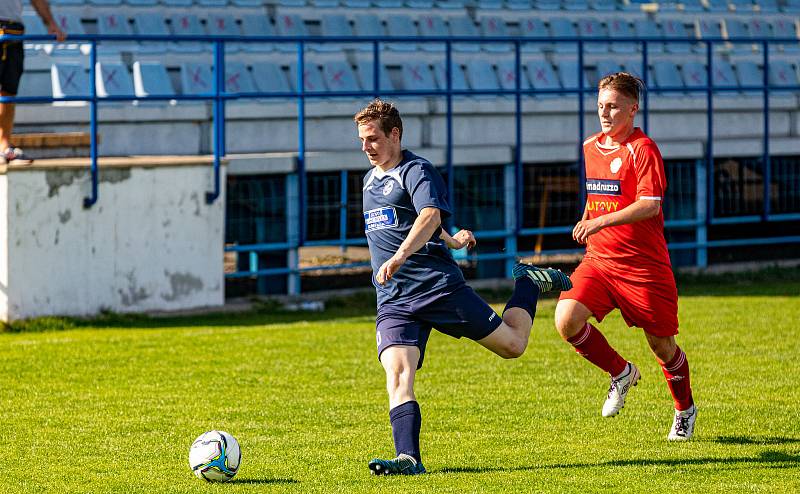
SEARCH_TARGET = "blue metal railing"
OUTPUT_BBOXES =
[2,32,799,290]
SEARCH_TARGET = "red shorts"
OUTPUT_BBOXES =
[559,259,679,337]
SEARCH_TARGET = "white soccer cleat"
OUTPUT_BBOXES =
[602,362,640,417]
[667,404,697,441]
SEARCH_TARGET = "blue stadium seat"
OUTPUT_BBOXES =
[239,15,276,52]
[607,18,636,54]
[724,18,754,53]
[475,0,503,9]
[747,18,770,40]
[250,62,291,93]
[712,59,739,91]
[681,0,705,12]
[479,16,512,53]
[318,14,354,53]
[386,15,420,52]
[432,61,469,92]
[353,13,386,52]
[728,0,754,12]
[180,63,214,95]
[448,16,481,52]
[563,0,588,11]
[356,61,395,91]
[407,0,435,8]
[231,0,264,6]
[680,61,707,91]
[162,0,194,6]
[782,0,800,12]
[769,60,799,87]
[594,60,622,85]
[661,18,694,54]
[418,14,448,52]
[321,60,361,92]
[342,0,371,7]
[518,17,549,53]
[197,0,229,6]
[96,62,135,98]
[496,59,530,90]
[697,18,724,49]
[507,0,532,10]
[734,60,763,94]
[126,0,159,6]
[90,0,122,6]
[757,0,779,12]
[652,60,685,95]
[206,13,242,53]
[633,19,664,54]
[577,18,609,54]
[704,0,730,12]
[525,59,560,93]
[132,61,176,98]
[771,18,800,53]
[225,62,258,94]
[288,63,327,92]
[21,12,53,54]
[437,0,468,9]
[589,0,615,10]
[534,0,560,10]
[96,13,137,54]
[555,58,590,90]
[169,14,206,53]
[549,17,578,54]
[50,0,84,5]
[465,59,501,92]
[275,13,309,53]
[401,61,437,91]
[51,63,90,103]
[132,13,170,54]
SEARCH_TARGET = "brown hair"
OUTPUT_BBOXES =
[598,72,645,103]
[354,99,403,140]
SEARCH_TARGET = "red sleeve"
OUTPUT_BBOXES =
[633,142,666,200]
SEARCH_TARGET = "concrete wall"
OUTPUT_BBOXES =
[0,159,225,321]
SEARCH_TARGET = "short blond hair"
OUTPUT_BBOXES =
[354,99,403,140]
[598,72,645,103]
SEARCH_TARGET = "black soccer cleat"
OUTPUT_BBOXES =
[512,263,572,293]
[368,453,426,475]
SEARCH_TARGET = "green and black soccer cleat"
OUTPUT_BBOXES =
[512,263,572,293]
[368,453,426,475]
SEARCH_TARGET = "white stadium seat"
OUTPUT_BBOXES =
[96,62,135,98]
[133,61,177,98]
[51,62,90,104]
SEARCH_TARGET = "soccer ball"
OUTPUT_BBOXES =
[189,430,241,482]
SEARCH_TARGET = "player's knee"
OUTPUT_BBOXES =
[384,365,413,393]
[554,304,584,340]
[498,339,526,359]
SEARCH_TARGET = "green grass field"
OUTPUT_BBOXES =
[3,271,800,493]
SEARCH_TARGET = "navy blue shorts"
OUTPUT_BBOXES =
[376,285,502,369]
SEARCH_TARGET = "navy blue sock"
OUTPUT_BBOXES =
[503,276,539,322]
[389,401,421,463]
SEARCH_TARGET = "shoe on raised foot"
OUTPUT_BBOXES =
[3,147,33,165]
[667,404,697,441]
[512,263,572,293]
[602,362,641,417]
[368,453,426,475]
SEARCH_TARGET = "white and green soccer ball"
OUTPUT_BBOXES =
[189,430,241,482]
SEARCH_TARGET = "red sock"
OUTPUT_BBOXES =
[661,347,694,411]
[567,323,628,376]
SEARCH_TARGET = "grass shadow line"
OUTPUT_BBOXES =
[232,478,299,485]
[713,436,800,446]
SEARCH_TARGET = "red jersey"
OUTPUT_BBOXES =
[582,128,672,274]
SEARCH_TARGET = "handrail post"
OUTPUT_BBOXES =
[705,41,714,224]
[206,40,224,204]
[297,40,306,247]
[339,169,348,253]
[642,40,649,135]
[578,39,585,207]
[372,40,380,98]
[762,40,771,219]
[514,39,522,237]
[83,40,99,209]
[445,40,454,232]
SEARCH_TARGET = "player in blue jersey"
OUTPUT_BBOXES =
[356,99,572,475]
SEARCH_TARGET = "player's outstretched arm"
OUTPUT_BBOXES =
[440,228,476,250]
[573,198,661,244]
[376,207,442,285]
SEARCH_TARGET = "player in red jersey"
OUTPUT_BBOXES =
[555,72,696,440]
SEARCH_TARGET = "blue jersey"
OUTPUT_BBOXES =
[362,150,465,307]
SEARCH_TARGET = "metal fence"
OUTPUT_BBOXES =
[3,32,800,294]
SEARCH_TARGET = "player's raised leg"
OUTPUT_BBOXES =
[477,264,571,359]
[369,345,426,475]
[645,333,697,440]
[555,298,639,417]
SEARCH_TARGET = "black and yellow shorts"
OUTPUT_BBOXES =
[0,20,24,95]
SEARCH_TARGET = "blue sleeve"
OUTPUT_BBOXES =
[405,161,452,217]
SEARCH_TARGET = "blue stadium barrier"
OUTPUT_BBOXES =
[2,32,799,293]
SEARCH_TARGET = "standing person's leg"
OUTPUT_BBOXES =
[555,262,639,417]
[0,35,32,165]
[369,311,429,476]
[0,97,15,151]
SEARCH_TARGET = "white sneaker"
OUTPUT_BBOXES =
[602,362,640,417]
[667,404,697,441]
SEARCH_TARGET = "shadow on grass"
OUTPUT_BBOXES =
[713,436,800,446]
[232,478,299,485]
[436,450,800,474]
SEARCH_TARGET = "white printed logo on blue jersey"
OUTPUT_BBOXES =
[364,206,399,233]
[383,180,394,196]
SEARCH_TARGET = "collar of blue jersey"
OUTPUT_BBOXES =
[362,149,416,191]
